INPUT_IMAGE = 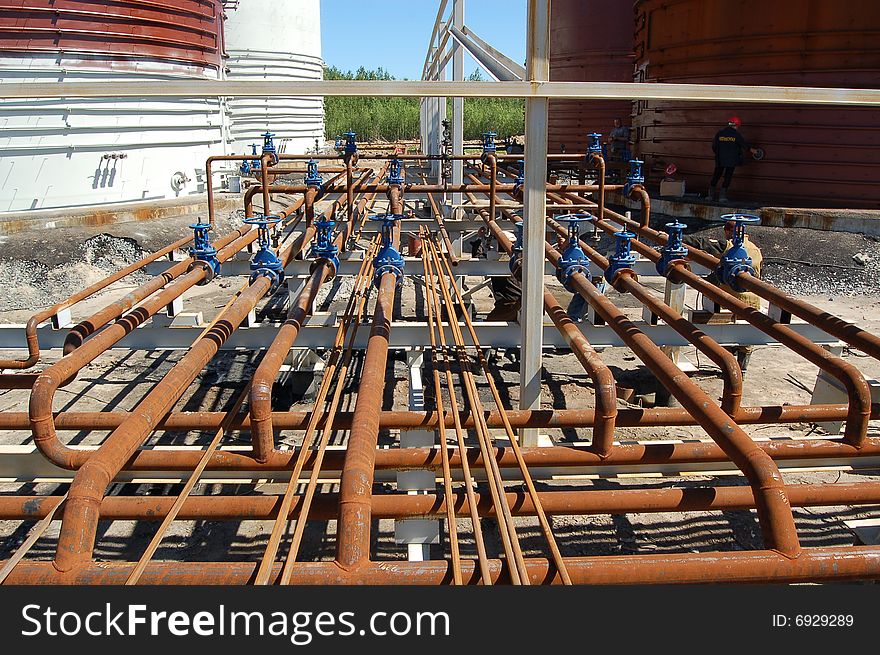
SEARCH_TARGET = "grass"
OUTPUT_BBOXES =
[323,66,524,142]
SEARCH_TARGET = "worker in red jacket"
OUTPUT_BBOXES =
[707,116,758,203]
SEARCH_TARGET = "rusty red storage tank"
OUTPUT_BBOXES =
[633,0,880,208]
[548,0,634,154]
[0,0,225,212]
[0,0,222,71]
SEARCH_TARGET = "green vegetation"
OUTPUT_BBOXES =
[323,66,524,142]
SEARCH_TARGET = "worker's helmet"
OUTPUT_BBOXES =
[728,116,742,128]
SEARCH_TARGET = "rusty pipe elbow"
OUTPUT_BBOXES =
[629,186,651,228]
[54,458,114,572]
[249,379,275,463]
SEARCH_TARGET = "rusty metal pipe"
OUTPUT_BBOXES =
[6,547,880,584]
[53,277,276,571]
[27,226,314,472]
[551,248,800,557]
[62,226,252,355]
[5,430,880,474]
[336,271,397,569]
[53,229,305,572]
[552,196,873,446]
[543,214,743,414]
[6,481,880,521]
[246,183,617,195]
[0,234,193,371]
[467,176,618,456]
[249,209,362,462]
[3,402,874,434]
[543,292,618,455]
[668,262,872,447]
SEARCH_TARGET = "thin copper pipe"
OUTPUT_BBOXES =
[427,237,572,584]
[421,228,493,584]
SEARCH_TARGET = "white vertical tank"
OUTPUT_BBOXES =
[0,1,227,213]
[223,0,325,157]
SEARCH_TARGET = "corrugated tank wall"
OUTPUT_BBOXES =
[633,0,880,208]
[0,0,225,212]
[222,0,324,157]
[548,0,634,154]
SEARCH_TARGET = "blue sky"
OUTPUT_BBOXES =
[320,1,527,79]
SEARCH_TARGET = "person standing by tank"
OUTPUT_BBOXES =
[706,117,758,203]
[609,117,630,162]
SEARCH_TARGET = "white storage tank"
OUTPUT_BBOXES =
[223,0,324,157]
[0,0,226,212]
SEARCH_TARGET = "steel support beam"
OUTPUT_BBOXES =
[519,0,551,446]
[451,0,464,219]
[0,322,843,352]
[4,81,878,104]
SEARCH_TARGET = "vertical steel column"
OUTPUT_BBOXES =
[519,0,550,447]
[451,0,464,218]
[437,60,447,184]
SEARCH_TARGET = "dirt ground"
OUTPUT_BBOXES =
[1,184,879,567]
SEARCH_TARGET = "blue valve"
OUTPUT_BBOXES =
[586,132,602,157]
[387,157,404,186]
[482,131,497,155]
[243,214,284,291]
[624,158,645,196]
[605,230,638,284]
[509,215,524,277]
[656,221,689,276]
[344,131,358,155]
[512,159,525,195]
[262,131,278,165]
[555,213,594,291]
[240,144,261,176]
[188,222,220,284]
[310,214,339,278]
[715,213,760,291]
[334,135,344,151]
[305,159,322,189]
[368,213,405,287]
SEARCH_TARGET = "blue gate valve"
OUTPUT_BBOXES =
[304,159,323,190]
[715,213,760,291]
[656,221,689,276]
[586,132,603,157]
[244,215,285,291]
[261,131,278,165]
[387,157,404,186]
[344,131,358,155]
[188,222,220,284]
[481,131,497,157]
[555,213,594,291]
[605,230,638,284]
[334,135,344,151]
[512,159,525,196]
[623,159,645,196]
[369,213,406,288]
[509,216,524,277]
[240,144,261,176]
[310,215,339,279]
